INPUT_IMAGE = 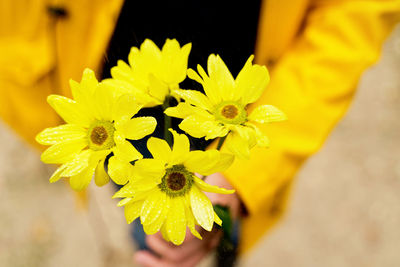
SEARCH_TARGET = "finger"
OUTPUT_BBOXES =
[146,231,205,262]
[181,248,209,267]
[207,229,223,250]
[134,250,174,267]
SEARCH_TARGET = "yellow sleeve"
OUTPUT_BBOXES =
[224,0,400,217]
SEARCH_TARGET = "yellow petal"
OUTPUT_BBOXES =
[184,150,219,175]
[143,196,169,235]
[207,54,235,100]
[248,105,287,123]
[160,39,191,84]
[184,200,202,240]
[112,94,143,123]
[125,200,144,224]
[235,56,270,105]
[70,68,97,103]
[169,129,190,165]
[185,150,234,176]
[69,159,97,191]
[140,190,166,225]
[190,186,214,231]
[92,83,115,121]
[193,177,235,195]
[173,89,213,111]
[160,223,171,242]
[47,95,92,127]
[94,158,110,187]
[49,164,67,183]
[201,120,229,140]
[165,197,186,245]
[36,124,86,145]
[187,68,203,85]
[164,102,196,119]
[233,125,257,148]
[214,211,222,226]
[41,138,87,164]
[179,116,208,138]
[196,64,222,105]
[60,149,92,177]
[120,117,157,140]
[147,137,171,162]
[113,137,143,162]
[225,132,251,160]
[133,158,166,183]
[107,156,134,185]
[148,73,169,102]
[117,197,133,207]
[246,123,270,147]
[112,183,136,199]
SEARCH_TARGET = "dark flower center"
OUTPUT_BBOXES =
[221,105,239,119]
[167,172,186,191]
[87,120,115,151]
[90,126,108,145]
[158,165,193,197]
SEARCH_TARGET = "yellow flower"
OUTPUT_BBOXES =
[104,39,191,107]
[113,130,234,245]
[36,69,157,190]
[165,54,287,159]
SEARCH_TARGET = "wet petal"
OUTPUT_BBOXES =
[193,176,235,194]
[36,124,86,145]
[125,200,144,224]
[165,197,186,245]
[113,138,143,162]
[248,105,287,123]
[173,89,213,111]
[169,129,190,165]
[49,164,67,183]
[207,54,235,100]
[94,158,110,186]
[112,94,143,122]
[133,158,166,183]
[143,196,168,235]
[141,190,166,225]
[41,138,87,164]
[185,150,233,176]
[147,137,171,162]
[108,156,134,185]
[47,95,92,127]
[235,56,270,105]
[69,159,97,191]
[120,117,157,140]
[225,132,251,160]
[190,186,214,231]
[60,149,92,177]
[184,202,202,240]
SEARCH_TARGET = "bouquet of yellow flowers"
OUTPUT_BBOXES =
[36,39,286,245]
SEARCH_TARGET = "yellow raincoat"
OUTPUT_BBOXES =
[0,0,399,254]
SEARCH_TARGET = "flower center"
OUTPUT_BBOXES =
[91,126,108,145]
[159,165,193,197]
[87,120,115,151]
[221,105,238,119]
[167,172,186,191]
[214,101,247,125]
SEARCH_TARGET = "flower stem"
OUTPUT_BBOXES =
[162,96,172,146]
[216,135,227,151]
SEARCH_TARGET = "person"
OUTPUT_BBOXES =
[1,1,399,266]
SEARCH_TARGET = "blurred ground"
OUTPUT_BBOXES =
[0,26,399,267]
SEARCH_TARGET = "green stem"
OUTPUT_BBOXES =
[216,135,227,151]
[162,96,172,146]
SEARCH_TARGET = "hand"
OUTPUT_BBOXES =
[133,173,241,267]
